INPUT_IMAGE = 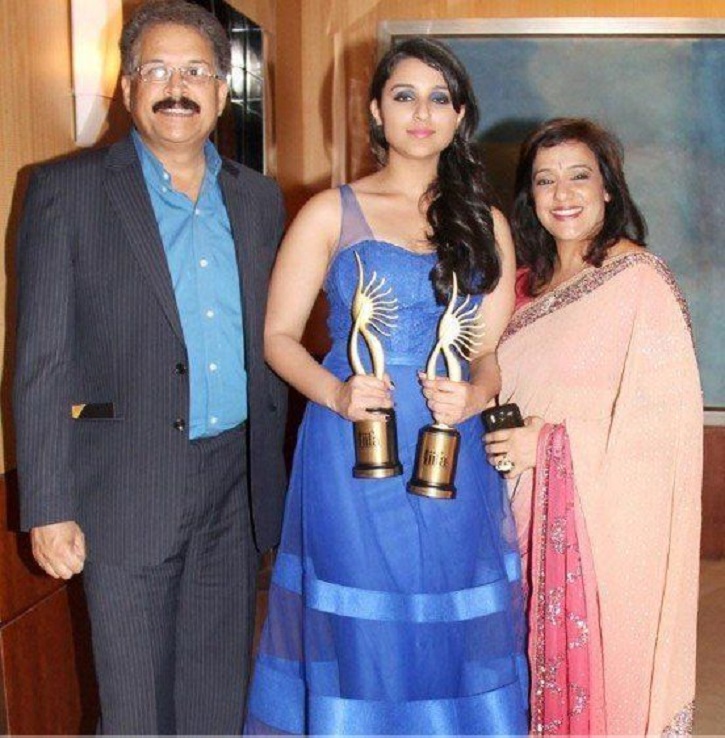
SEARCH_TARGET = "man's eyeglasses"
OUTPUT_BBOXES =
[134,63,225,85]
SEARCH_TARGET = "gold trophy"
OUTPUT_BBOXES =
[349,252,402,479]
[408,274,484,498]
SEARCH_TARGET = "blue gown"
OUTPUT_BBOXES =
[245,185,529,735]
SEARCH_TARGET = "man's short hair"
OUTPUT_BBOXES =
[120,0,231,77]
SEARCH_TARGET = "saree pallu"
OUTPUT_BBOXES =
[530,423,606,736]
[499,253,702,736]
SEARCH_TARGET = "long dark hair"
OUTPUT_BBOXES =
[511,117,647,295]
[369,37,499,303]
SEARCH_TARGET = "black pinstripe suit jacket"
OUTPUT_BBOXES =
[13,136,288,564]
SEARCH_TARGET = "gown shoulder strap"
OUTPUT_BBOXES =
[335,184,375,252]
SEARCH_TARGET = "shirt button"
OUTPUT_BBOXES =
[195,208,202,216]
[199,258,208,268]
[173,418,186,432]
[163,172,170,181]
[205,309,215,318]
[174,362,187,375]
[209,363,218,372]
[210,416,218,425]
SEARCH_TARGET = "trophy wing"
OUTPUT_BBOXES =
[349,252,398,379]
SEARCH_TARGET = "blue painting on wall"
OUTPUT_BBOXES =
[444,35,725,409]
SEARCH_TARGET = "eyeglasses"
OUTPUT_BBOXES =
[134,62,224,85]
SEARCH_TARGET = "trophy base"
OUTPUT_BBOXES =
[352,408,403,480]
[353,462,404,480]
[407,479,456,499]
[407,423,460,500]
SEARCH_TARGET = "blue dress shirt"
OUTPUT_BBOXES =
[133,130,247,438]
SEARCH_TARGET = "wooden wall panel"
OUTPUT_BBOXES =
[0,1,140,477]
[274,0,725,196]
[0,474,62,624]
[702,426,725,559]
[272,0,725,545]
[0,651,7,734]
[0,583,97,735]
[0,1,721,733]
[0,473,98,734]
[227,0,277,34]
[0,0,75,476]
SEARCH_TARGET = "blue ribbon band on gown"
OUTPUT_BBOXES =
[272,552,520,623]
[249,658,526,735]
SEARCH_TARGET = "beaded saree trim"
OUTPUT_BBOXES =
[500,252,693,345]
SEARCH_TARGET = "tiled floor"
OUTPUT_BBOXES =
[696,559,725,735]
[254,558,725,734]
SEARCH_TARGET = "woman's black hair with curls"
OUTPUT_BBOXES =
[369,37,500,303]
[511,117,647,295]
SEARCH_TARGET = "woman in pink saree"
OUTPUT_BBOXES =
[485,119,702,736]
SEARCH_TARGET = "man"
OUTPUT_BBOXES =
[13,1,287,733]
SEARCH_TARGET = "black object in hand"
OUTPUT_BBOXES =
[482,403,524,433]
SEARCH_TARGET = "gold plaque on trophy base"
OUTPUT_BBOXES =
[353,408,403,479]
[407,423,460,499]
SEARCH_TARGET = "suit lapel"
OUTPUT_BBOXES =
[104,137,185,343]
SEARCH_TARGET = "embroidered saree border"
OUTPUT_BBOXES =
[500,252,693,345]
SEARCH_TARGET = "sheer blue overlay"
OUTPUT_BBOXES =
[245,185,529,735]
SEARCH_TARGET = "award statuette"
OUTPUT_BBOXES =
[408,274,483,499]
[348,252,403,479]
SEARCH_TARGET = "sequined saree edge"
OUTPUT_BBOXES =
[500,252,693,346]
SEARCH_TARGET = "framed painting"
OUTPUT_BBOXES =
[379,18,725,421]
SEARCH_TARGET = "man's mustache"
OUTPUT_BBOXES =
[152,97,201,113]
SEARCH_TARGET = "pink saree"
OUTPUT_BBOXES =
[500,253,702,736]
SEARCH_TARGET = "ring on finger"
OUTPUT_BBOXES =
[494,454,515,473]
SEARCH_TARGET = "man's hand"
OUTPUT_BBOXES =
[30,521,86,580]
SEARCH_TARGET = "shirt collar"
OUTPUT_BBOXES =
[131,129,223,186]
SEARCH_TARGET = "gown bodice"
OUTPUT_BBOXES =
[324,185,481,371]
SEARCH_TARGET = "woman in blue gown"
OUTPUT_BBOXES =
[245,37,529,735]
